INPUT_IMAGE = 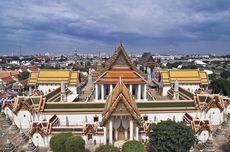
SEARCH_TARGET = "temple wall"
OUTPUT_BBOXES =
[32,133,51,147]
[162,84,200,96]
[162,86,171,96]
[43,114,101,126]
[206,108,223,125]
[179,84,200,93]
[198,130,209,143]
[14,110,31,129]
[226,105,230,113]
[38,84,60,94]
[3,107,13,118]
[142,112,197,122]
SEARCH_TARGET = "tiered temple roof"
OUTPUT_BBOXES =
[94,44,146,84]
[28,70,79,86]
[157,69,209,86]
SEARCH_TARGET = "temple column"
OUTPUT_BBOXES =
[129,84,133,95]
[95,84,98,101]
[138,84,141,101]
[130,119,133,140]
[29,86,32,95]
[101,84,104,101]
[136,126,139,141]
[143,84,147,100]
[125,129,128,140]
[110,84,113,93]
[109,120,113,144]
[103,126,107,144]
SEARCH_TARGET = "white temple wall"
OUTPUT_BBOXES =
[144,112,197,122]
[140,134,148,143]
[226,105,230,113]
[14,110,31,129]
[32,133,51,147]
[179,84,200,93]
[92,135,104,144]
[197,130,209,143]
[4,107,13,118]
[162,84,200,96]
[67,86,78,101]
[162,86,171,96]
[38,84,60,94]
[206,108,222,125]
[43,114,101,126]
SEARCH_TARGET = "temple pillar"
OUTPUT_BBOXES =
[109,120,113,144]
[129,119,133,140]
[29,86,32,95]
[101,84,104,101]
[125,129,128,140]
[95,84,98,101]
[138,84,141,101]
[103,126,107,145]
[110,84,113,93]
[129,84,133,95]
[136,126,139,141]
[143,84,147,100]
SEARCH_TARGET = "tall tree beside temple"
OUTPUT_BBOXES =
[147,120,196,152]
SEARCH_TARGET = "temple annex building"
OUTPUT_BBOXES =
[1,44,230,149]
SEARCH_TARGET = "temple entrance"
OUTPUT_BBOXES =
[117,122,125,141]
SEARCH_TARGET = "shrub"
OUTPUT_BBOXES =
[65,136,85,152]
[122,140,145,152]
[50,132,73,152]
[95,144,120,152]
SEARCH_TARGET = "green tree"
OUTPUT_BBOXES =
[220,70,230,79]
[64,136,85,152]
[147,120,196,152]
[18,71,30,81]
[122,140,145,152]
[95,144,120,152]
[50,132,73,152]
[210,79,230,96]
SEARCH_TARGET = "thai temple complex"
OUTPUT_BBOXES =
[1,44,230,149]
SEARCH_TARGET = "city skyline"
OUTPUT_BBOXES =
[0,0,230,55]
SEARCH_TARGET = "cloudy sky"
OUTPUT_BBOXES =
[0,0,230,55]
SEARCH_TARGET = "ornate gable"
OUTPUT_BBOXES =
[94,43,146,84]
[111,51,130,68]
[102,79,140,125]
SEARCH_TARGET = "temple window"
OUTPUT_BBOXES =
[94,116,98,122]
[87,134,92,140]
[143,115,148,121]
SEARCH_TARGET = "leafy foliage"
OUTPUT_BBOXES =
[220,70,230,79]
[95,144,120,152]
[64,136,85,152]
[210,78,230,96]
[50,132,73,152]
[147,120,196,152]
[18,71,30,81]
[122,140,145,152]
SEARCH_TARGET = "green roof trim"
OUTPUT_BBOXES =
[43,100,196,111]
[198,96,212,103]
[44,103,105,109]
[31,98,41,104]
[137,101,196,108]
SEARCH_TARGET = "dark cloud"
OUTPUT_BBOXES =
[0,0,229,55]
